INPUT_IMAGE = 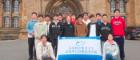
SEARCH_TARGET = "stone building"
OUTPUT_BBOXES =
[0,0,140,40]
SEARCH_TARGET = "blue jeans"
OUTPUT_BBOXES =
[106,54,117,60]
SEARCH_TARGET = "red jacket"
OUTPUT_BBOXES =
[71,18,76,25]
[111,16,126,36]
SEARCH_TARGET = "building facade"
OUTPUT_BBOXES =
[0,0,140,40]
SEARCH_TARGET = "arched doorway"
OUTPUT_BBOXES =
[45,0,83,16]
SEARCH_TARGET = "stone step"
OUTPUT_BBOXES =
[0,28,19,31]
[0,28,20,40]
[0,31,19,34]
[0,35,19,40]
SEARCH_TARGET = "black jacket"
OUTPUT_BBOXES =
[48,21,63,40]
[62,22,75,37]
[100,23,111,41]
[87,22,100,36]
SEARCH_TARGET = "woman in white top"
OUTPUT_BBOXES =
[34,15,48,49]
[36,34,55,60]
[103,34,120,60]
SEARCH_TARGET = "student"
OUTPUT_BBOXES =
[111,9,126,60]
[87,14,100,36]
[57,14,64,23]
[89,14,95,21]
[100,14,111,42]
[44,15,52,36]
[26,12,38,60]
[96,13,103,27]
[34,15,48,51]
[62,16,75,37]
[71,14,76,25]
[49,14,63,56]
[36,35,55,60]
[103,34,120,60]
[75,14,88,37]
[82,12,91,25]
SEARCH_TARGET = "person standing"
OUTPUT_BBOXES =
[34,15,48,52]
[82,12,91,25]
[87,14,100,36]
[62,16,75,37]
[26,12,38,60]
[75,14,88,37]
[100,14,111,42]
[96,13,103,27]
[111,9,126,60]
[71,14,76,26]
[44,15,52,41]
[44,15,51,34]
[49,14,63,56]
[57,14,64,23]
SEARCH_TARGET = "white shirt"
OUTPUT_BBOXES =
[103,40,120,60]
[36,41,55,60]
[34,22,48,39]
[82,19,91,25]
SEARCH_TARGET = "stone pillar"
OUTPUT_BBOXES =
[0,1,3,28]
[19,0,28,40]
[126,0,136,27]
[135,0,140,27]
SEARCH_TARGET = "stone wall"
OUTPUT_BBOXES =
[0,0,140,39]
[0,0,3,28]
[126,0,136,27]
[135,0,140,27]
[88,0,107,14]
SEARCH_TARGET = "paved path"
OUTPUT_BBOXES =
[0,40,140,60]
[125,40,140,60]
[0,40,28,60]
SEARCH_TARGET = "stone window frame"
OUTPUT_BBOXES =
[2,0,20,28]
[109,0,127,13]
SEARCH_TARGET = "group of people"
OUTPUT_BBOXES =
[26,9,126,60]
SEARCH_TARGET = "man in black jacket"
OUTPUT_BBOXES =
[100,14,111,42]
[87,14,100,36]
[62,16,75,37]
[48,14,63,56]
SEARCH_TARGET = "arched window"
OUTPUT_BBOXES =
[12,16,19,28]
[119,0,125,13]
[12,0,20,28]
[4,0,11,12]
[3,16,10,28]
[110,0,126,13]
[110,0,116,13]
[13,0,19,13]
[3,0,11,28]
[3,0,20,28]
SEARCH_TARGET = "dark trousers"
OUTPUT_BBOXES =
[51,38,58,57]
[28,37,36,59]
[114,36,125,60]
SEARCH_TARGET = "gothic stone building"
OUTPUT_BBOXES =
[0,0,140,40]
